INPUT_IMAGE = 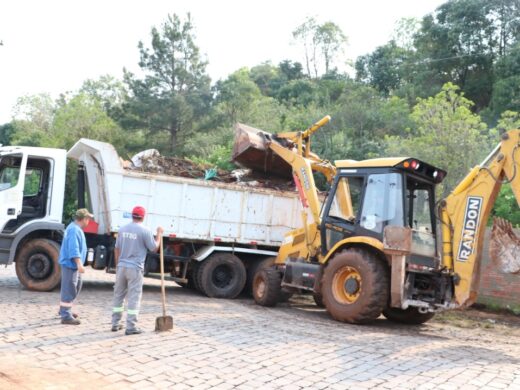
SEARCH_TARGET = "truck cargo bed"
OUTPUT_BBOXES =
[68,139,302,247]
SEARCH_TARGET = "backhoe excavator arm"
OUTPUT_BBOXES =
[440,129,520,307]
[264,116,338,260]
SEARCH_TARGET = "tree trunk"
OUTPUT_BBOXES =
[170,127,178,154]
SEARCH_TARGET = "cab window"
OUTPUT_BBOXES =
[360,173,404,233]
[328,176,364,222]
[0,155,22,191]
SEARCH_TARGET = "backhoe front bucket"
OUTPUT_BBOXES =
[489,217,520,274]
[232,123,292,178]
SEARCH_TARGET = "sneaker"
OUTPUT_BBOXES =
[125,328,143,335]
[111,324,123,332]
[61,318,81,325]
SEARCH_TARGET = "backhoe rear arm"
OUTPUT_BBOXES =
[440,130,520,306]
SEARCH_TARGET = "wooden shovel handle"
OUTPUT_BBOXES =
[159,239,167,317]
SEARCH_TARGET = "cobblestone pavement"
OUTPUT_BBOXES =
[0,266,519,390]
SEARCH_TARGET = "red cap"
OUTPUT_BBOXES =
[132,206,146,219]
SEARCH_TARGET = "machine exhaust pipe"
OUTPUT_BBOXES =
[489,217,520,274]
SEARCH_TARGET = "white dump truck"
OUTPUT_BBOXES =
[0,139,303,298]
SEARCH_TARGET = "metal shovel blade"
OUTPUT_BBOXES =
[232,123,292,178]
[155,315,173,331]
[489,217,520,274]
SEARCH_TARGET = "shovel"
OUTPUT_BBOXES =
[155,239,173,331]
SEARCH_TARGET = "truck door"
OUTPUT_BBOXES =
[0,153,27,233]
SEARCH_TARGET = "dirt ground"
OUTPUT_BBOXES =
[0,357,110,390]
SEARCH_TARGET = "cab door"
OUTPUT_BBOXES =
[321,174,365,253]
[0,153,27,233]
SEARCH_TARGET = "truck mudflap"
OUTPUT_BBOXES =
[489,217,520,274]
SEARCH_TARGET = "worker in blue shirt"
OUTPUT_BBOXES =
[58,208,93,325]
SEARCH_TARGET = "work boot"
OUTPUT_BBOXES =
[57,312,79,318]
[125,328,143,335]
[111,324,123,332]
[61,318,81,325]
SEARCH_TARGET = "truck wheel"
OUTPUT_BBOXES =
[252,268,282,307]
[246,256,275,295]
[322,248,389,324]
[383,307,435,325]
[313,292,325,307]
[15,239,61,292]
[198,253,246,299]
[193,261,207,293]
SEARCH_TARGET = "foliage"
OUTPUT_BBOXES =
[492,185,520,227]
[122,13,211,154]
[385,83,491,194]
[292,17,347,78]
[0,123,14,145]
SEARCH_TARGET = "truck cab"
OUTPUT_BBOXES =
[0,146,66,289]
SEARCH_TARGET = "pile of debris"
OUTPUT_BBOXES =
[124,149,295,191]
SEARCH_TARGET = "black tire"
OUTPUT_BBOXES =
[190,261,203,292]
[383,307,435,325]
[246,257,276,295]
[313,292,325,307]
[252,268,282,307]
[15,239,61,292]
[322,248,389,324]
[198,253,246,299]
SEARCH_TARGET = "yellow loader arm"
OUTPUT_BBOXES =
[440,129,520,307]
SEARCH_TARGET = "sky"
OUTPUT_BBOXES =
[0,0,445,124]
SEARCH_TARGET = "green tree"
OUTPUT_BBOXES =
[490,42,520,117]
[10,94,55,146]
[52,93,125,150]
[315,22,348,74]
[293,17,347,78]
[123,13,211,153]
[385,83,492,194]
[355,41,409,95]
[0,123,14,145]
[80,75,128,119]
[214,68,263,125]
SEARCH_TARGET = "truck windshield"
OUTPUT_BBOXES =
[360,173,404,233]
[0,155,22,191]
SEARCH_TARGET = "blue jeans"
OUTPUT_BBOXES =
[59,266,83,320]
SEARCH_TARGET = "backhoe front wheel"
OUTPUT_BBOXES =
[322,248,389,324]
[383,307,435,325]
[252,268,282,307]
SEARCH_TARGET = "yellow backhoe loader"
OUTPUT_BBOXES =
[233,116,520,324]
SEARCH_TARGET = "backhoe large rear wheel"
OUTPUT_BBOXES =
[322,248,389,324]
[198,253,246,299]
[252,268,282,307]
[383,307,435,325]
[15,239,61,292]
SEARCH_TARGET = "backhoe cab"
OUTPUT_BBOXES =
[234,116,520,325]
